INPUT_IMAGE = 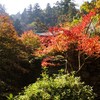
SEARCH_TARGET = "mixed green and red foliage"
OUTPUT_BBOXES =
[0,4,100,100]
[25,10,100,73]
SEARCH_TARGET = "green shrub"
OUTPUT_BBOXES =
[14,69,95,100]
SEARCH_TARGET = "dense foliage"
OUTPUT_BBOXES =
[14,69,95,100]
[0,15,35,99]
[33,10,100,71]
[0,0,100,100]
[20,30,40,52]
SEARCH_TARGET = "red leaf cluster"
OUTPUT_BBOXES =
[34,10,100,67]
[78,36,100,56]
[41,56,60,67]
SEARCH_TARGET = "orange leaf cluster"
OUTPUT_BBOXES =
[34,10,100,67]
[41,56,60,67]
[78,36,100,56]
[20,30,40,50]
[0,15,17,37]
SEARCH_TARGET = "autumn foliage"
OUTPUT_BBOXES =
[0,15,32,99]
[0,8,100,99]
[31,10,100,68]
[20,30,40,55]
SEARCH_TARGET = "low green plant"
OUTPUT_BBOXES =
[13,69,96,100]
[7,93,14,100]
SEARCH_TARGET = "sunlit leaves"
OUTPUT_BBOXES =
[78,36,100,56]
[0,15,17,37]
[20,30,40,50]
[80,1,95,13]
[0,15,28,62]
[96,0,100,9]
[34,10,100,67]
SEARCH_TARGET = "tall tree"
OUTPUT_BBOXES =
[14,19,23,35]
[0,4,7,15]
[33,3,43,20]
[28,18,47,33]
[45,3,53,26]
[67,2,77,21]
[27,4,33,23]
[56,0,77,23]
[21,8,28,24]
[56,0,71,15]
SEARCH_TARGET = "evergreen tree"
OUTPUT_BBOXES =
[11,0,78,32]
[21,8,28,24]
[33,3,43,20]
[45,3,53,26]
[14,19,23,35]
[28,18,47,33]
[56,0,77,23]
[27,4,33,23]
[67,2,77,21]
[0,4,6,14]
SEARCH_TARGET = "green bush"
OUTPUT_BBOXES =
[14,69,95,100]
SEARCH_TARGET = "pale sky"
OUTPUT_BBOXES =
[0,0,91,15]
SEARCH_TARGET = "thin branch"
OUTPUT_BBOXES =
[76,51,90,74]
[85,18,94,34]
[65,59,68,73]
[76,63,85,74]
[64,52,69,74]
[78,51,81,69]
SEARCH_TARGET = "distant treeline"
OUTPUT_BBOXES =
[0,0,78,34]
[10,0,78,34]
